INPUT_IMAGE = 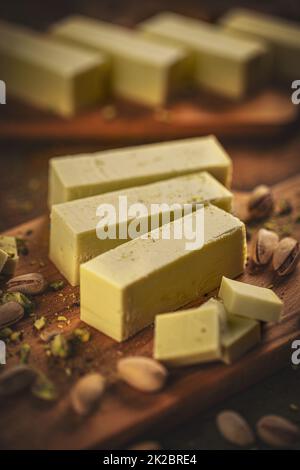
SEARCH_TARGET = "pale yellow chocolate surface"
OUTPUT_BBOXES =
[220,8,300,81]
[0,235,19,275]
[48,135,232,206]
[0,248,8,273]
[202,298,260,364]
[154,304,221,366]
[50,172,232,286]
[80,205,246,341]
[139,12,270,99]
[50,15,190,106]
[219,276,283,323]
[0,20,108,116]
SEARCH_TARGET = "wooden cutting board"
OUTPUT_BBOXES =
[0,87,297,143]
[0,174,300,450]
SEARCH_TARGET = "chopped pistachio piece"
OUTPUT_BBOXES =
[31,373,57,401]
[34,316,47,331]
[72,328,90,343]
[49,280,65,291]
[0,327,13,340]
[19,343,31,364]
[10,331,23,342]
[57,316,68,322]
[50,334,71,358]
[2,292,34,313]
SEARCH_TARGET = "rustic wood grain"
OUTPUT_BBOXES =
[0,174,299,450]
[0,88,297,143]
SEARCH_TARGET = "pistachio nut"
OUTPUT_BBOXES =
[217,410,255,447]
[117,356,167,393]
[70,373,106,416]
[273,237,299,277]
[0,301,24,329]
[7,272,47,295]
[0,364,37,397]
[251,228,279,266]
[248,185,274,220]
[257,415,300,448]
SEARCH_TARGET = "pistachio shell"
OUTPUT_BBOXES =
[0,301,24,329]
[252,228,279,265]
[217,410,255,447]
[248,185,274,220]
[273,237,299,276]
[70,373,106,416]
[7,272,47,295]
[117,356,167,392]
[0,365,37,397]
[257,415,300,448]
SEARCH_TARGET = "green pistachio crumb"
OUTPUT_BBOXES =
[10,331,23,342]
[49,280,65,291]
[72,328,91,343]
[31,373,57,401]
[57,316,67,322]
[2,292,34,313]
[34,316,47,331]
[0,327,13,340]
[19,343,31,364]
[50,334,71,358]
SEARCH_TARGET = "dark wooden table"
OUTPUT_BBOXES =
[1,0,300,450]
